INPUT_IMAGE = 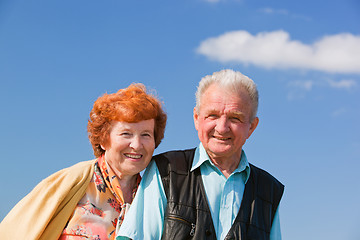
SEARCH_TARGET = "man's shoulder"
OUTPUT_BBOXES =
[154,148,196,159]
[249,163,283,185]
[248,163,285,199]
[153,148,196,176]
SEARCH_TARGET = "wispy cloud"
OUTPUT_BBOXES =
[286,77,357,100]
[259,8,289,15]
[287,80,314,100]
[202,0,244,3]
[196,30,360,74]
[288,77,357,94]
[331,107,348,117]
[202,0,221,3]
[258,7,311,21]
[289,80,314,91]
[327,79,357,90]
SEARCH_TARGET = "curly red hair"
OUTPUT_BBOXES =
[87,83,167,157]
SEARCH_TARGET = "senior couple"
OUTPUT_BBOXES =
[0,69,284,240]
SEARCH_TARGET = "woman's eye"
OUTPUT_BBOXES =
[142,133,153,138]
[120,132,132,136]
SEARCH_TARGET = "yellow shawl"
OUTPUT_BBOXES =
[0,160,95,240]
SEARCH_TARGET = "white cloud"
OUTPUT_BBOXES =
[196,30,360,74]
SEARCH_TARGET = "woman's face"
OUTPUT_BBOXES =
[102,119,155,179]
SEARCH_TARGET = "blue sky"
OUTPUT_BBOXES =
[1,0,359,239]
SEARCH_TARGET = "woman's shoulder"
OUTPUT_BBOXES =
[43,159,97,185]
[0,159,97,239]
[65,159,97,172]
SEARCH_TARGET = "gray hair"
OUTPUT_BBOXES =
[195,69,259,121]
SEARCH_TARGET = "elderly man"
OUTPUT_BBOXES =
[117,69,284,240]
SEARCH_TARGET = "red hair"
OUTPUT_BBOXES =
[87,83,167,157]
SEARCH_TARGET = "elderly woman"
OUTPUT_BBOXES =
[0,83,167,240]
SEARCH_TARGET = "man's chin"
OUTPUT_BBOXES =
[207,147,232,158]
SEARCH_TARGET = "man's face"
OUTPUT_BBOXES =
[194,83,258,163]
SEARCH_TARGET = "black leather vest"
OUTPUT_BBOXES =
[154,149,284,240]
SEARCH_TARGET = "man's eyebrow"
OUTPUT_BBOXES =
[204,109,219,115]
[230,111,245,116]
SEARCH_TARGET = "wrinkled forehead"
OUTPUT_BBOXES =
[199,85,253,115]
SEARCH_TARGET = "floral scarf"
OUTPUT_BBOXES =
[59,156,141,240]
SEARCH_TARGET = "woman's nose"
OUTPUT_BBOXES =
[129,136,142,150]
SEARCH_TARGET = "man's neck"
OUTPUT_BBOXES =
[210,156,241,179]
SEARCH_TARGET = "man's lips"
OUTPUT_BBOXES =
[213,136,231,141]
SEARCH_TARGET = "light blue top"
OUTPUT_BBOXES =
[117,143,282,240]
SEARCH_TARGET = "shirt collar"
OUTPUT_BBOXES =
[191,143,250,182]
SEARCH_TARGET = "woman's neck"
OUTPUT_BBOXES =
[117,174,137,203]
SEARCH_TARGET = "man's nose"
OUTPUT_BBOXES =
[215,116,230,133]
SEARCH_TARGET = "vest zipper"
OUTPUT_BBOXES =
[190,223,196,236]
[168,216,196,236]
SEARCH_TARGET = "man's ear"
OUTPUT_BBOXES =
[247,117,259,139]
[193,107,199,131]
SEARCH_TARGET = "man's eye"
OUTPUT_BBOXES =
[207,114,218,119]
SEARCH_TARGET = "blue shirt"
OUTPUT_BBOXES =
[117,144,282,240]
